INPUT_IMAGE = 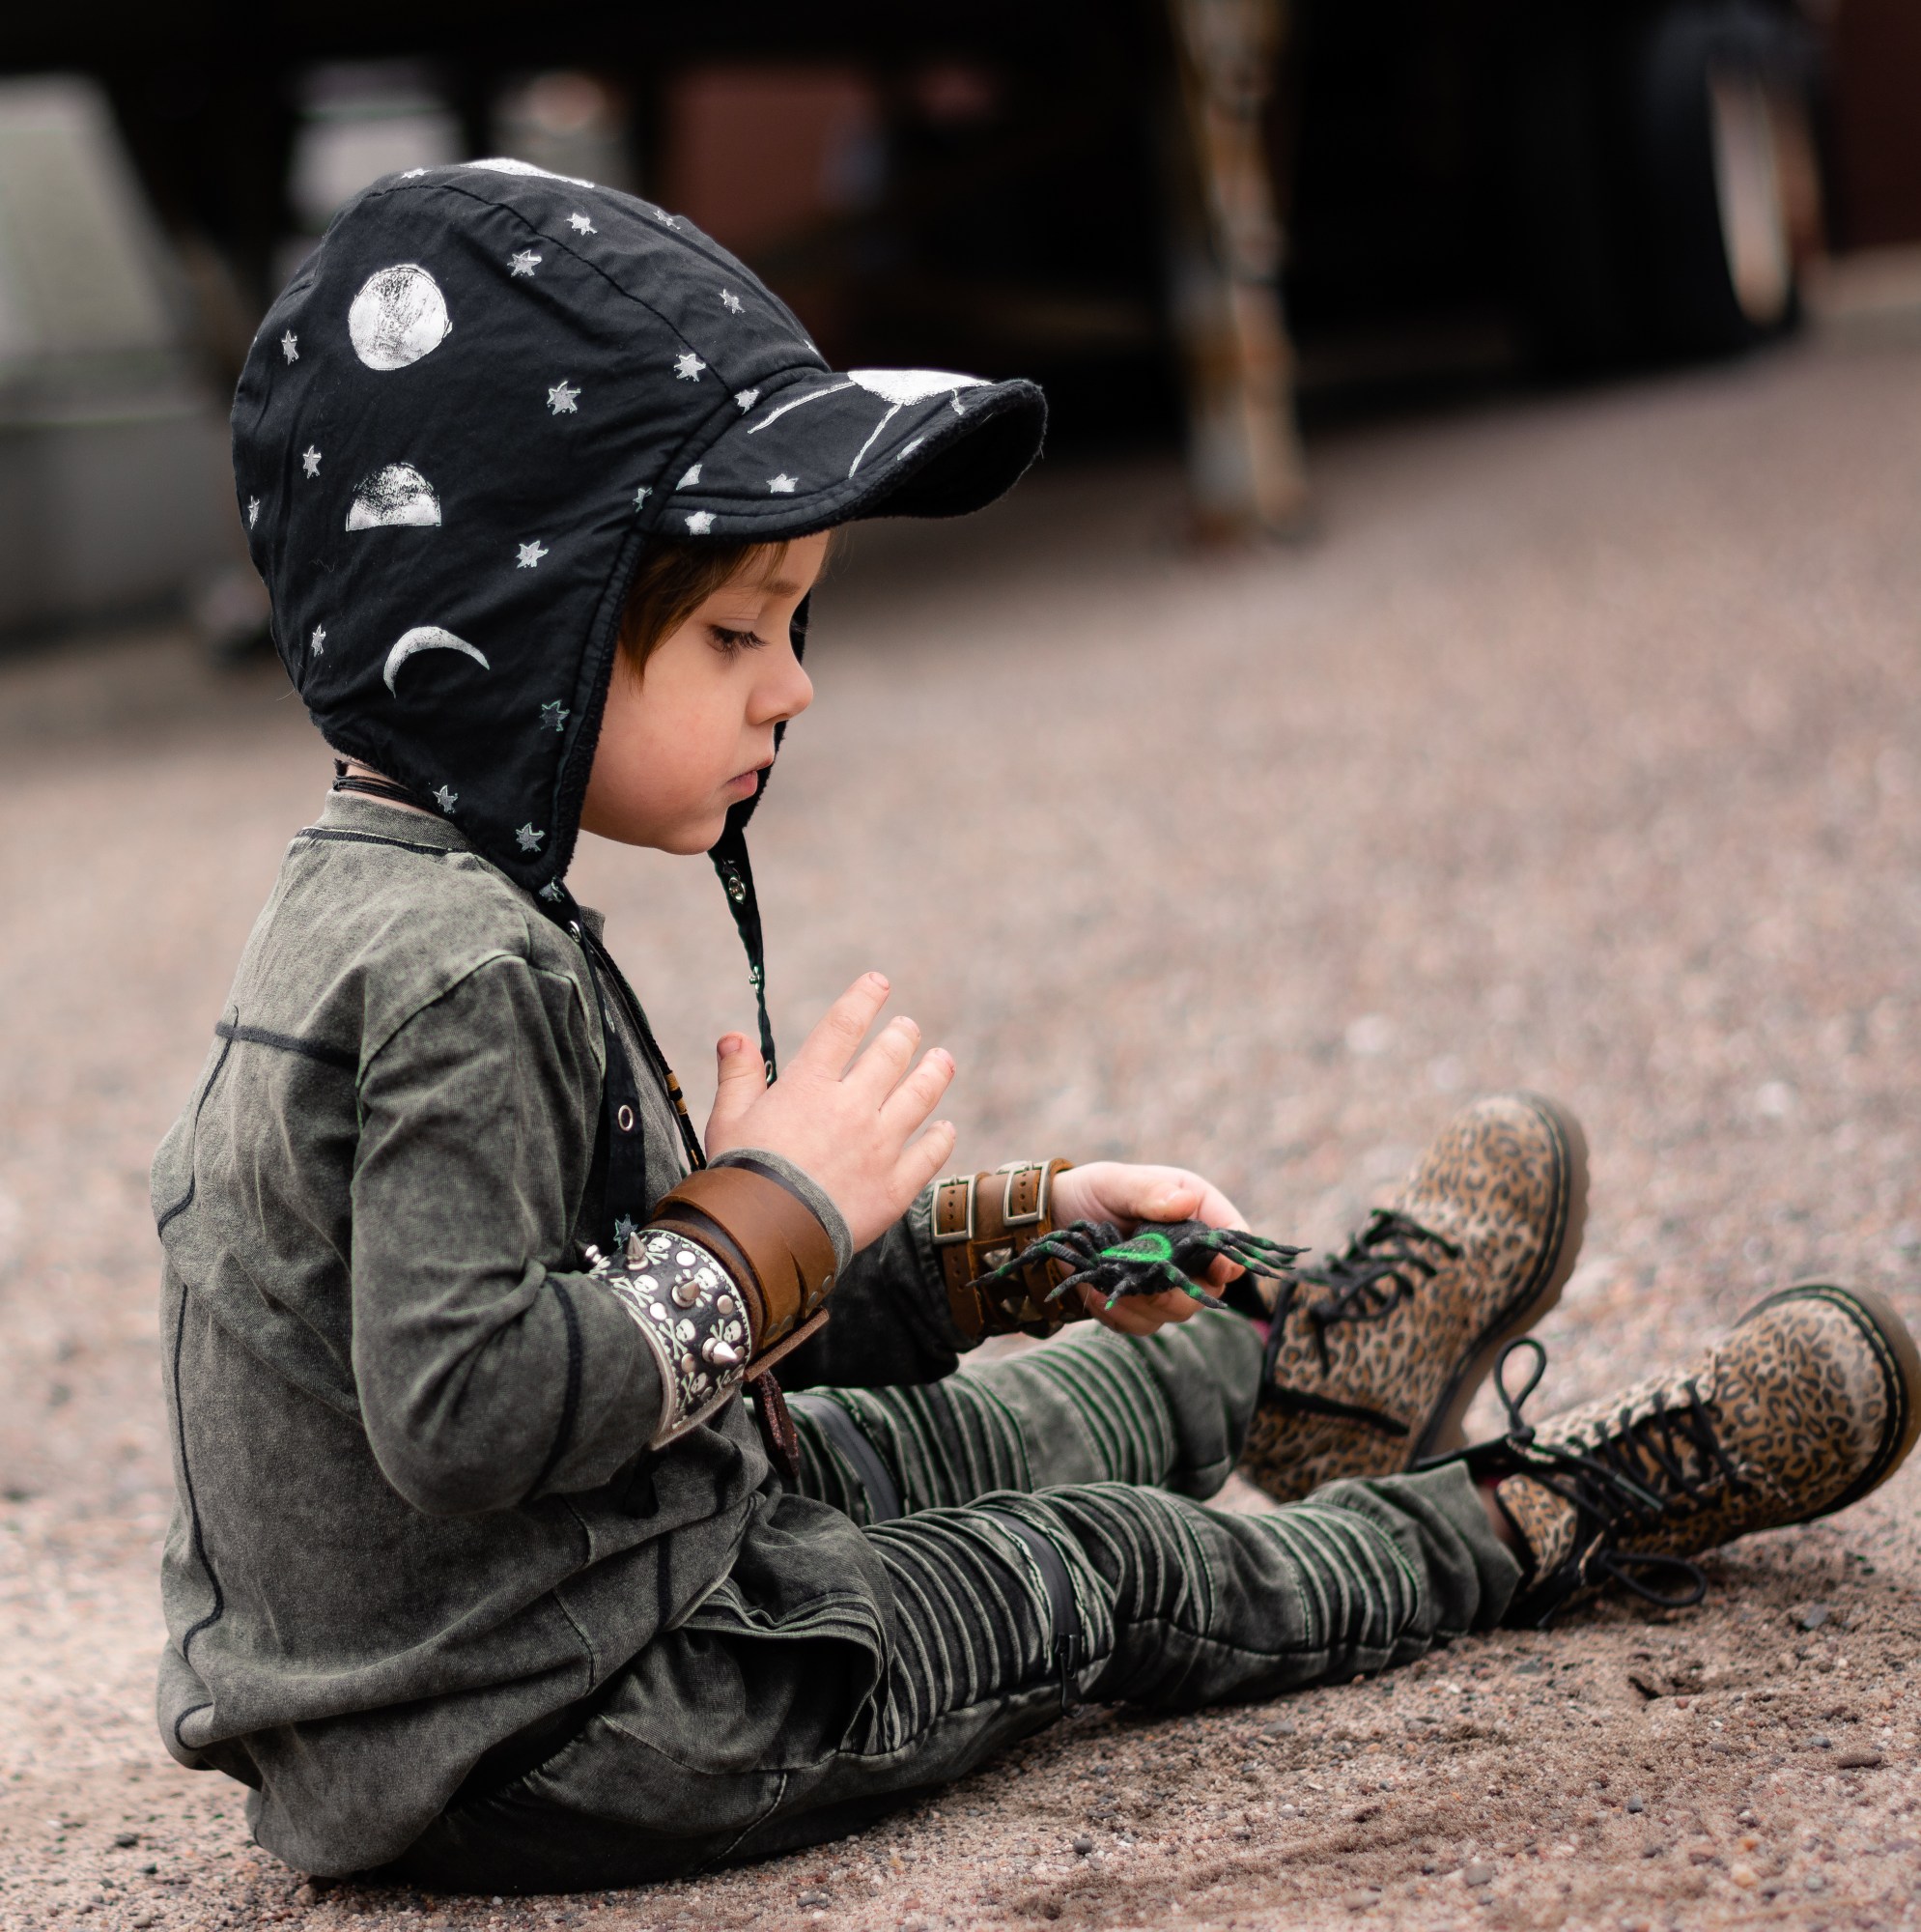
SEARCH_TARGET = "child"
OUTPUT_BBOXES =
[155,160,1921,1894]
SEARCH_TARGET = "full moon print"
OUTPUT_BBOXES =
[349,265,453,372]
[346,464,443,531]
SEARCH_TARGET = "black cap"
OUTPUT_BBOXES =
[232,156,1046,907]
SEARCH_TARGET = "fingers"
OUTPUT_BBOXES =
[879,1044,955,1132]
[789,972,892,1078]
[1192,1179,1249,1234]
[704,1032,767,1146]
[1083,1284,1200,1335]
[895,1118,958,1200]
[845,1013,921,1099]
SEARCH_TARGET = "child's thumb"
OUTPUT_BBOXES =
[707,1033,766,1131]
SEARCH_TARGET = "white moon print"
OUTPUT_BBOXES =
[383,626,491,694]
[346,464,442,531]
[465,156,597,188]
[746,368,989,475]
[349,265,452,371]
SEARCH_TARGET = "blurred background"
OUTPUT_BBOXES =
[4,9,1921,1920]
[0,0,1917,643]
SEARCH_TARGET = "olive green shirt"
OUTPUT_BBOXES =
[153,792,962,1873]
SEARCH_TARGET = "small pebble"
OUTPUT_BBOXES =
[1730,1863,1759,1888]
[1625,1796,1645,1814]
[1838,1749,1884,1770]
[112,1833,138,1849]
[1342,1889,1378,1912]
[1262,1719,1297,1737]
[797,1889,830,1907]
[1800,1605,1831,1632]
[1072,1836,1093,1856]
[1810,1734,1832,1748]
[1805,1871,1828,1893]
[1461,1862,1494,1887]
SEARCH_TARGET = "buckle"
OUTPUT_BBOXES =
[930,1174,976,1246]
[1000,1159,1051,1230]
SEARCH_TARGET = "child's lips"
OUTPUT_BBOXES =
[725,763,769,796]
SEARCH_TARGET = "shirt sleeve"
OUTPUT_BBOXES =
[775,1181,973,1390]
[350,951,667,1515]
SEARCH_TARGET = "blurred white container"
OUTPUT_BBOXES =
[0,74,238,638]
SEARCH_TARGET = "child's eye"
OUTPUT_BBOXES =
[709,625,766,655]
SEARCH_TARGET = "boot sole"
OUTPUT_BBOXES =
[1743,1281,1921,1522]
[1412,1092,1591,1463]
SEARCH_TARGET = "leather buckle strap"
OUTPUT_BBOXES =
[932,1158,1079,1341]
[653,1166,837,1351]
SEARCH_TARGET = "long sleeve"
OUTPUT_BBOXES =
[350,952,664,1514]
[777,1182,972,1389]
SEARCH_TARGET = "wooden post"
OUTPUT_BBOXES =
[1165,0,1308,539]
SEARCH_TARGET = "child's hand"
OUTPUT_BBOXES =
[705,972,957,1253]
[1049,1162,1250,1336]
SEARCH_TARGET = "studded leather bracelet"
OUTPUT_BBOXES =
[593,1166,837,1447]
[931,1158,1086,1342]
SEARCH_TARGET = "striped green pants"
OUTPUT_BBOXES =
[397,1311,1518,1891]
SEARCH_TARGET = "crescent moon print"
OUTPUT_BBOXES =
[383,626,491,695]
[346,464,442,531]
[745,369,989,476]
[349,265,452,372]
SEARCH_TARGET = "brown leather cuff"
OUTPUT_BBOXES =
[651,1167,837,1352]
[930,1158,1082,1342]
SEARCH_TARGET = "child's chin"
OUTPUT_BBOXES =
[662,814,729,856]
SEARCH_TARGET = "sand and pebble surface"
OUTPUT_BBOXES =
[3,331,1920,1930]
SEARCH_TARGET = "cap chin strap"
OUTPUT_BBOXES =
[710,823,775,1078]
[706,589,808,1084]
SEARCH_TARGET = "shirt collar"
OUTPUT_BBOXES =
[317,787,472,852]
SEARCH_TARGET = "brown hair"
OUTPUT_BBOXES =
[614,534,822,674]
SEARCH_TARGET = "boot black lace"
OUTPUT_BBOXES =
[1483,1337,1750,1617]
[1277,1208,1463,1376]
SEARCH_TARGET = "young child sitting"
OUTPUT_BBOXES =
[154,160,1921,1894]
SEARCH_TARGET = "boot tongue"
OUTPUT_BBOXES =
[1492,1472,1579,1580]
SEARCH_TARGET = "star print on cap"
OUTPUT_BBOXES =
[230,156,1043,910]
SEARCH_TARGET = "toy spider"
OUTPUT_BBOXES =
[972,1219,1304,1313]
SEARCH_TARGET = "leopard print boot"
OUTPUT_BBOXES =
[1469,1284,1921,1625]
[1237,1092,1587,1503]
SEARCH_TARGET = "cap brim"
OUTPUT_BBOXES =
[658,369,1046,540]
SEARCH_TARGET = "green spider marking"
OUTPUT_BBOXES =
[1101,1230,1177,1264]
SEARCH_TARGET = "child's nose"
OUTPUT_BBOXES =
[760,653,813,724]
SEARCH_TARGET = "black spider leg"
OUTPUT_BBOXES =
[1284,1208,1463,1374]
[968,1225,1110,1300]
[1173,1228,1306,1315]
[1487,1338,1749,1614]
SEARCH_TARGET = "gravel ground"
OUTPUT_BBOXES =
[3,332,1920,1931]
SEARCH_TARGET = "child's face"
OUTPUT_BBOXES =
[580,533,829,855]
